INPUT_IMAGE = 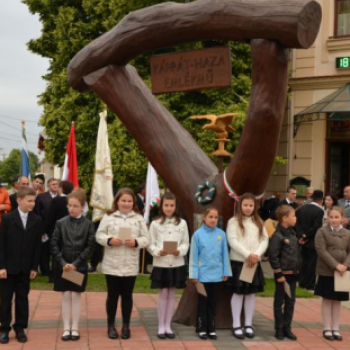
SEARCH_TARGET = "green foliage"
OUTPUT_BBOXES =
[0,149,39,184]
[23,0,252,193]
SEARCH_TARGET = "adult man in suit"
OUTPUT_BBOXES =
[7,176,20,196]
[280,186,298,209]
[271,187,298,220]
[338,185,350,228]
[34,178,59,278]
[31,174,45,195]
[136,183,146,214]
[296,190,324,290]
[9,176,30,212]
[0,187,42,344]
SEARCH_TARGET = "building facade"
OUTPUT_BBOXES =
[267,0,350,199]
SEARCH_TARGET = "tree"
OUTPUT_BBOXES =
[0,149,39,184]
[23,0,251,193]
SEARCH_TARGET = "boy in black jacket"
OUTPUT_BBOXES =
[269,205,298,341]
[0,187,42,344]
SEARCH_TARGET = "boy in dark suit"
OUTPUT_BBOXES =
[0,187,42,344]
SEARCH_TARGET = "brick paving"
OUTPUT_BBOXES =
[2,290,350,349]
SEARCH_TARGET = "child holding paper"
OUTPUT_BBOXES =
[96,188,149,340]
[147,192,189,339]
[268,205,298,341]
[51,189,95,341]
[189,207,231,340]
[314,206,350,341]
[226,193,268,339]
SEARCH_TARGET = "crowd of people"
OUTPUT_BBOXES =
[0,176,350,345]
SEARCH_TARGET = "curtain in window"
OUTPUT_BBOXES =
[338,0,350,36]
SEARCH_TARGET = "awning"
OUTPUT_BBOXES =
[294,83,350,137]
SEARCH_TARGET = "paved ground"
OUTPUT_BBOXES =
[2,290,350,349]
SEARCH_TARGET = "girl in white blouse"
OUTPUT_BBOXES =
[147,192,189,339]
[226,193,269,339]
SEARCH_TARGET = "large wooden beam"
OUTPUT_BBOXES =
[83,64,218,224]
[68,0,321,91]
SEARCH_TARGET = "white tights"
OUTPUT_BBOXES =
[231,293,256,334]
[157,288,176,334]
[322,298,341,331]
[62,291,82,331]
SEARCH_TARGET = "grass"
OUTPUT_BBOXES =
[31,274,316,298]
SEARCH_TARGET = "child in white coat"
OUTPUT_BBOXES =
[96,188,150,340]
[148,193,189,339]
[226,193,269,339]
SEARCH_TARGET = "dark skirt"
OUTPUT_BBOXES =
[225,261,264,294]
[53,268,88,293]
[150,265,187,289]
[314,275,349,301]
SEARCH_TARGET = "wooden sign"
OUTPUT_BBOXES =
[150,47,232,94]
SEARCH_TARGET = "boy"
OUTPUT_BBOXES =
[268,205,298,341]
[0,187,42,344]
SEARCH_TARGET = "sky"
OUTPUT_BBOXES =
[0,0,49,159]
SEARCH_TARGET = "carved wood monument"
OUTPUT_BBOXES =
[68,0,322,328]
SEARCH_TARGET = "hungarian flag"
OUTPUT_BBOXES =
[144,162,160,224]
[62,122,79,187]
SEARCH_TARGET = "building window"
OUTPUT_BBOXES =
[335,0,350,37]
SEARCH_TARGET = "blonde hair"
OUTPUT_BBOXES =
[328,206,344,217]
[275,205,294,223]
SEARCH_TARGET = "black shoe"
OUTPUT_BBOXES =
[244,326,255,339]
[15,330,27,343]
[107,325,118,339]
[332,331,342,341]
[70,330,80,341]
[157,333,166,339]
[165,332,175,339]
[121,325,130,339]
[323,330,334,341]
[284,328,297,340]
[198,332,207,340]
[208,332,217,340]
[88,266,96,273]
[232,327,244,339]
[275,329,284,340]
[0,332,9,344]
[61,330,71,341]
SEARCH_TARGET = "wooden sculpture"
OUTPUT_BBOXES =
[67,0,322,328]
[190,113,237,157]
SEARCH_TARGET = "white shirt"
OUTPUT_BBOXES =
[18,209,28,229]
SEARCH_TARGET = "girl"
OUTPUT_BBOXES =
[51,189,95,341]
[147,192,189,339]
[322,193,338,225]
[315,206,350,341]
[226,193,269,339]
[96,188,149,340]
[189,207,231,340]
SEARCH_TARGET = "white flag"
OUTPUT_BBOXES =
[144,162,160,224]
[90,110,114,222]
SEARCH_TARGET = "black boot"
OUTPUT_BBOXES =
[121,324,130,339]
[107,325,118,339]
[284,328,297,340]
[275,328,284,340]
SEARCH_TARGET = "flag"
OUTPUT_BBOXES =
[62,122,79,187]
[21,121,30,179]
[90,110,114,222]
[144,162,160,224]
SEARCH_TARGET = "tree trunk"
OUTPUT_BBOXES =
[68,0,321,91]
